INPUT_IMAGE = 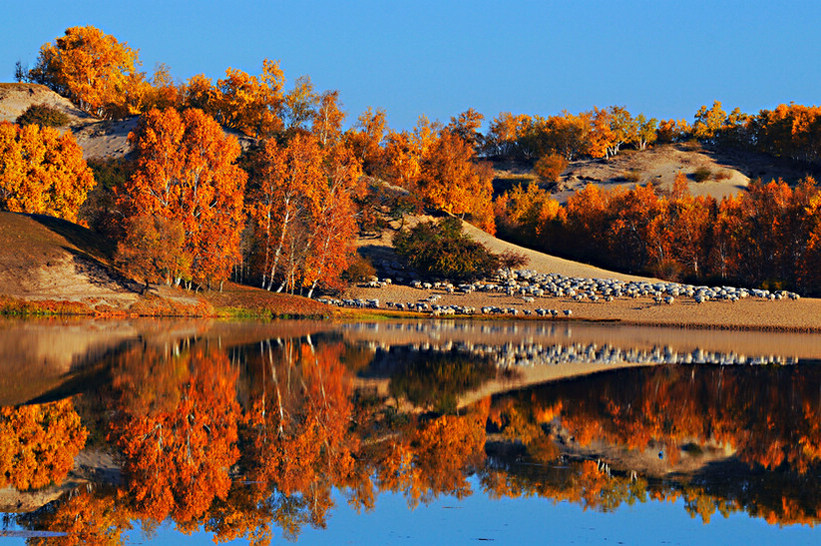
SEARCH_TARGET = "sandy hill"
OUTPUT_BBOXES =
[0,212,142,308]
[494,143,820,203]
[0,83,136,161]
[0,83,92,125]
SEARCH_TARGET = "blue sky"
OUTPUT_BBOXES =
[3,1,820,130]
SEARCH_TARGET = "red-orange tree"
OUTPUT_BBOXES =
[119,107,247,288]
[247,133,360,294]
[182,59,285,138]
[0,122,94,222]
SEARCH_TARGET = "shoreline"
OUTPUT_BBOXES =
[4,289,821,334]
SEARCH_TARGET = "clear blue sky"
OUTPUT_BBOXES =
[3,1,820,130]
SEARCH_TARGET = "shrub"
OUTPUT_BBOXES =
[714,169,732,181]
[692,166,712,182]
[499,250,529,270]
[342,254,377,283]
[16,103,70,127]
[533,153,568,182]
[394,217,502,281]
[624,170,641,183]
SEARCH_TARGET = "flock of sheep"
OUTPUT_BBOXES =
[319,268,800,316]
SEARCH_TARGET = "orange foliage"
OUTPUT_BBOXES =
[25,488,131,546]
[345,107,386,174]
[29,26,140,118]
[533,153,568,182]
[121,107,247,287]
[182,59,285,138]
[247,133,361,294]
[110,345,240,525]
[0,399,88,490]
[0,122,94,222]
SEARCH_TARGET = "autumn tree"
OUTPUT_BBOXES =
[119,107,247,288]
[418,131,495,230]
[302,143,362,297]
[446,108,484,150]
[345,107,387,175]
[533,153,568,182]
[482,112,532,159]
[312,90,345,146]
[605,106,637,157]
[283,75,320,130]
[182,60,285,138]
[29,26,141,119]
[494,182,561,245]
[0,122,95,222]
[692,101,727,144]
[656,119,690,143]
[123,63,181,114]
[115,214,190,287]
[247,133,361,294]
[587,107,615,158]
[525,112,592,161]
[665,173,715,278]
[634,113,658,150]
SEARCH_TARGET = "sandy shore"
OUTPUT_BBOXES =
[344,281,821,331]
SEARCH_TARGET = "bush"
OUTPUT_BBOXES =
[16,104,70,127]
[533,153,568,182]
[394,217,502,281]
[624,170,641,183]
[692,166,712,182]
[714,169,732,181]
[342,254,377,283]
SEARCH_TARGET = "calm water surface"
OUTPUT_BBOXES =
[0,318,819,545]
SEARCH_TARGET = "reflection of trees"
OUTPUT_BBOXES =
[543,366,821,472]
[234,337,361,541]
[484,364,821,525]
[0,399,87,490]
[108,343,241,526]
[21,487,131,546]
[13,333,821,540]
[378,348,497,413]
[362,398,489,508]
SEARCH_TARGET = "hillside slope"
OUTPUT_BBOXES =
[494,143,819,203]
[0,212,141,308]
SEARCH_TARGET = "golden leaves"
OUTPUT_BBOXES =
[0,122,94,222]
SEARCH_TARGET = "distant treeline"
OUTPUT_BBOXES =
[496,174,821,294]
[479,101,821,167]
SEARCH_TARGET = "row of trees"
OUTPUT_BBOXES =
[496,174,821,293]
[481,106,662,162]
[481,101,821,171]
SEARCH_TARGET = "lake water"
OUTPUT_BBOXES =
[0,318,819,545]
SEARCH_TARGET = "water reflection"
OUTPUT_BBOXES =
[0,319,818,543]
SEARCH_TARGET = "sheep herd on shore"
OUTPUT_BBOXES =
[318,268,800,316]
